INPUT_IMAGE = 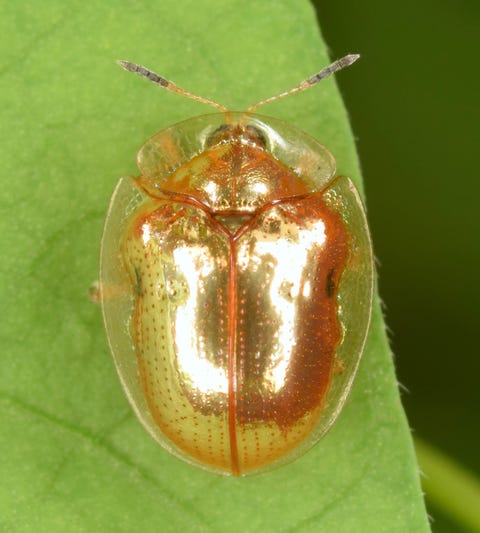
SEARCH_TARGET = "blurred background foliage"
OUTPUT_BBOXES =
[312,1,479,531]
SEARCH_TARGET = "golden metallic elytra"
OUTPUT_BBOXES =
[100,56,373,476]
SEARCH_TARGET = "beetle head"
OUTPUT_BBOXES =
[205,123,268,149]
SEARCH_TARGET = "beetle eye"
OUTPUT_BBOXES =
[204,124,234,147]
[244,125,268,148]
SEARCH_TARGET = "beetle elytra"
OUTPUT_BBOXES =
[100,56,373,476]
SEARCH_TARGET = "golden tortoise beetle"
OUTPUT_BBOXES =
[99,55,373,476]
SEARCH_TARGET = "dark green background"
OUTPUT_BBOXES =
[313,1,479,530]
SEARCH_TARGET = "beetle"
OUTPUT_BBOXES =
[99,55,373,477]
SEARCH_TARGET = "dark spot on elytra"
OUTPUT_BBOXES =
[326,268,336,298]
[134,266,143,296]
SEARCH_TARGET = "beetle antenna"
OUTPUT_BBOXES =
[246,54,360,114]
[117,60,229,113]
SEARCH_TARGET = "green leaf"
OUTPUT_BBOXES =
[0,1,429,531]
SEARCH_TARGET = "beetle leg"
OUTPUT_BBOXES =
[89,280,131,303]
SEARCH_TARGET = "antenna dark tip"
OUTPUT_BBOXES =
[117,60,135,72]
[345,53,361,65]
